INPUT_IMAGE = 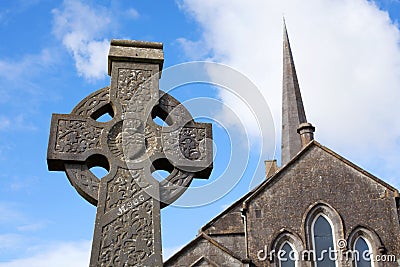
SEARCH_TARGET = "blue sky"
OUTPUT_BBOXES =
[1,0,400,266]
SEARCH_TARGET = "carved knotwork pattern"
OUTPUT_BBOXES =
[109,121,161,162]
[159,95,188,125]
[122,118,146,161]
[46,45,213,267]
[179,127,206,160]
[99,200,154,267]
[75,169,99,192]
[74,87,110,116]
[55,120,102,153]
[117,69,152,112]
[108,121,124,161]
[160,170,193,201]
[145,124,160,155]
[65,166,100,205]
[168,170,192,187]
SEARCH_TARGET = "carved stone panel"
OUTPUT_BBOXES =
[116,68,153,114]
[47,39,213,267]
[95,167,157,267]
[54,119,103,154]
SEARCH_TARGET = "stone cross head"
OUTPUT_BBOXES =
[47,39,213,267]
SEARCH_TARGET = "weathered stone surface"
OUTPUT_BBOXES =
[246,143,400,267]
[47,39,213,267]
[166,142,400,267]
[202,205,245,236]
[164,191,250,266]
[164,233,244,267]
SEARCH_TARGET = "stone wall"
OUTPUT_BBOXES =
[246,145,400,266]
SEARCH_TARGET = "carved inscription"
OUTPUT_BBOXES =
[55,119,102,153]
[105,168,150,212]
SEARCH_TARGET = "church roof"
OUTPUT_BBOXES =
[243,140,399,209]
[201,140,399,233]
[166,139,399,265]
[164,232,247,264]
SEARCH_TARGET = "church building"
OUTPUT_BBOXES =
[164,24,400,267]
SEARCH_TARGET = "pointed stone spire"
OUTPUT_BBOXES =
[281,20,314,165]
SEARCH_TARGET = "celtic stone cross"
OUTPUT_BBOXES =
[47,40,213,266]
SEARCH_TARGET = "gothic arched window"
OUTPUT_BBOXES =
[279,242,296,267]
[271,231,303,267]
[312,215,336,267]
[354,237,373,267]
[304,203,344,267]
[348,226,383,267]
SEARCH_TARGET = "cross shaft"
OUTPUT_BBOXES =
[47,40,213,266]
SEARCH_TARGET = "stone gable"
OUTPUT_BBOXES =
[245,142,400,266]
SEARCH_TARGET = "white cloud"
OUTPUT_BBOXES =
[0,240,91,267]
[0,238,181,266]
[0,234,24,250]
[0,202,24,224]
[0,211,90,266]
[176,38,210,60]
[52,0,111,80]
[127,8,140,19]
[0,238,182,266]
[0,114,37,132]
[16,222,47,232]
[0,48,59,130]
[178,0,400,183]
[0,49,55,82]
[0,116,10,130]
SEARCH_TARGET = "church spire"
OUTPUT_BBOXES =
[281,21,314,165]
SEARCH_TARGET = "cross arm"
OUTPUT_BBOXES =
[47,113,106,171]
[162,121,213,178]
